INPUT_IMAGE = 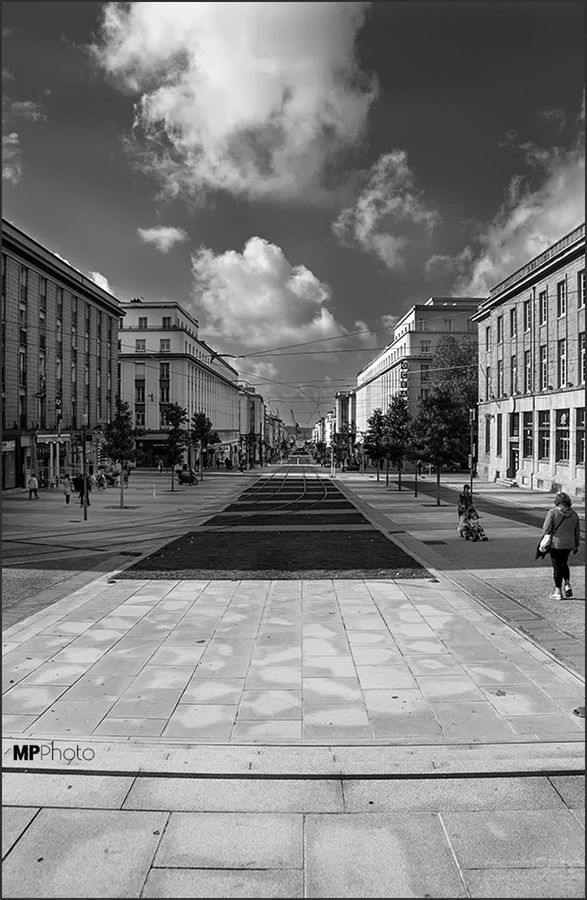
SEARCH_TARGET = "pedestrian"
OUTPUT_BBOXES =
[457,483,472,519]
[27,472,39,500]
[461,506,488,541]
[158,459,163,474]
[541,492,580,599]
[62,473,72,505]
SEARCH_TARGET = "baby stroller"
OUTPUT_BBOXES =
[461,506,488,541]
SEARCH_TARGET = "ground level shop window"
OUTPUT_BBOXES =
[577,409,585,465]
[522,411,533,457]
[555,410,570,462]
[538,411,550,460]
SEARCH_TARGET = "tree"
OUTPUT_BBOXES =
[430,335,478,408]
[383,395,411,491]
[363,408,387,481]
[190,411,220,480]
[411,387,469,505]
[102,399,140,509]
[163,403,188,491]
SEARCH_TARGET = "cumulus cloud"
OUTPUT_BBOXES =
[432,98,585,297]
[137,225,188,252]
[237,360,280,383]
[89,271,111,292]
[91,1,377,202]
[332,150,440,269]
[2,69,47,183]
[191,236,351,348]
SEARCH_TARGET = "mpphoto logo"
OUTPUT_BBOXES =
[12,742,95,763]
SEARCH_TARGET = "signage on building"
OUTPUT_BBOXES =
[400,361,409,370]
[37,434,70,442]
[2,441,15,452]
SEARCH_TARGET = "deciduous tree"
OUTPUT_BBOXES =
[163,403,188,491]
[102,399,140,509]
[364,408,386,481]
[383,395,411,491]
[411,388,468,505]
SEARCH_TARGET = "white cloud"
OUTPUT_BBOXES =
[89,271,111,292]
[2,70,47,184]
[91,1,377,202]
[332,150,440,269]
[437,100,585,297]
[137,225,188,252]
[191,236,349,348]
[237,360,280,383]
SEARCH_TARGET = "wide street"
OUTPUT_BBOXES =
[2,461,585,897]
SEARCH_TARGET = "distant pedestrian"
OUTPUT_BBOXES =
[541,492,580,600]
[225,457,231,471]
[457,484,472,519]
[158,459,163,474]
[62,474,72,505]
[27,472,39,500]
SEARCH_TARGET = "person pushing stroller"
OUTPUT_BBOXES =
[459,505,488,541]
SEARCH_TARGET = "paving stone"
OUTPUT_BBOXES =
[180,677,245,704]
[482,683,564,716]
[142,868,304,898]
[549,775,586,808]
[442,808,585,868]
[162,704,236,740]
[431,701,517,740]
[93,717,167,737]
[2,715,38,733]
[154,811,303,869]
[2,684,68,715]
[1,808,167,898]
[20,663,90,686]
[108,688,183,719]
[305,812,466,897]
[2,807,38,857]
[28,700,114,735]
[124,776,343,812]
[416,675,486,702]
[462,867,585,898]
[343,776,566,812]
[238,690,302,719]
[2,772,134,809]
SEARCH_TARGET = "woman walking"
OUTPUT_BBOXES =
[62,473,72,505]
[541,492,581,599]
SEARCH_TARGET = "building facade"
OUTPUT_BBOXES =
[118,300,242,467]
[2,220,122,489]
[355,297,482,432]
[472,223,585,496]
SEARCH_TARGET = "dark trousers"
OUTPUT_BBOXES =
[28,488,38,500]
[65,494,70,504]
[549,548,571,588]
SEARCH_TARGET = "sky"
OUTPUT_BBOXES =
[2,1,585,427]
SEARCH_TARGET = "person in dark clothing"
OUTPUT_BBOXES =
[457,484,472,518]
[541,492,581,599]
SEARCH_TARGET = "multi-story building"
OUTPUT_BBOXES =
[118,300,241,467]
[335,390,356,432]
[355,297,482,432]
[2,219,122,489]
[264,410,287,462]
[237,383,266,467]
[472,223,585,495]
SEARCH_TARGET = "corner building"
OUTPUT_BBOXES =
[118,300,241,467]
[2,220,122,489]
[472,223,585,496]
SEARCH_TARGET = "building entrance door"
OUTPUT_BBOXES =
[508,446,519,479]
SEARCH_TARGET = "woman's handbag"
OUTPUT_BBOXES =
[535,516,563,559]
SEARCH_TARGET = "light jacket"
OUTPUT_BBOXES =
[542,506,581,550]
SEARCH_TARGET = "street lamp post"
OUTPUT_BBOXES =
[81,413,88,521]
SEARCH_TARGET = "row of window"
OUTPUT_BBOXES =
[486,334,585,398]
[488,271,585,349]
[486,408,585,465]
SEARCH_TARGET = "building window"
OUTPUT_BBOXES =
[18,350,26,387]
[420,388,429,400]
[522,411,533,458]
[420,341,430,354]
[557,338,566,387]
[523,299,531,332]
[135,407,145,428]
[579,332,585,384]
[510,355,518,393]
[160,339,171,352]
[509,412,519,438]
[135,380,145,404]
[57,287,63,316]
[39,277,47,309]
[485,417,491,454]
[159,407,169,429]
[160,362,170,380]
[523,350,532,393]
[135,339,146,351]
[162,316,172,329]
[138,316,148,329]
[485,326,490,351]
[496,414,502,456]
[555,410,570,462]
[443,319,453,332]
[578,270,585,309]
[1,253,6,298]
[556,280,566,317]
[496,358,504,395]
[420,364,430,383]
[160,383,170,404]
[496,316,503,344]
[19,265,28,303]
[539,345,548,390]
[485,366,491,401]
[538,290,548,325]
[576,408,585,465]
[510,308,517,338]
[538,411,550,459]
